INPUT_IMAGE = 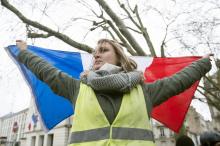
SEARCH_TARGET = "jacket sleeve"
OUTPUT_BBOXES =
[143,58,212,107]
[17,50,80,103]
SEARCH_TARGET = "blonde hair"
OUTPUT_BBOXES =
[97,39,137,72]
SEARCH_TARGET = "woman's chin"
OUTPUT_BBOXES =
[93,65,102,70]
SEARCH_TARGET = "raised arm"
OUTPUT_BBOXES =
[144,56,212,107]
[16,40,80,103]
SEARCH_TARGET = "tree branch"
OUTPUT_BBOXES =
[106,20,137,55]
[134,6,157,56]
[199,85,220,103]
[117,0,141,30]
[88,17,137,55]
[204,75,220,91]
[95,0,146,56]
[197,87,220,111]
[193,96,207,103]
[125,26,142,34]
[1,0,93,53]
[27,32,52,38]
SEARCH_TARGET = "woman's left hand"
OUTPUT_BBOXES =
[202,53,214,59]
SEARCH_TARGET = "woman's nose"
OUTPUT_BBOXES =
[93,51,100,58]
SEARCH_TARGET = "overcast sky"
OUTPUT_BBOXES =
[0,0,217,120]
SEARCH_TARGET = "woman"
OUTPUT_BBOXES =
[16,39,212,146]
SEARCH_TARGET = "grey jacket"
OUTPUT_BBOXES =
[17,50,212,124]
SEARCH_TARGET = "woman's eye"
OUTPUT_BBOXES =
[93,47,109,55]
[101,48,108,53]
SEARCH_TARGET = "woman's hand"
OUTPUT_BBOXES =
[141,72,146,82]
[80,70,90,78]
[202,53,214,60]
[16,40,27,51]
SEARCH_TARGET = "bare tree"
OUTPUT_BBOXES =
[1,0,220,111]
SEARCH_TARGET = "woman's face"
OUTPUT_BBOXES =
[93,42,118,70]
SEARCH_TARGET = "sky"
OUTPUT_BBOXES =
[0,0,218,121]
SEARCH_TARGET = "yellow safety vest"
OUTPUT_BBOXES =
[68,83,155,146]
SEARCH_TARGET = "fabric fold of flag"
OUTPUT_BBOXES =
[6,45,201,132]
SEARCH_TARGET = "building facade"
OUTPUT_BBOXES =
[21,98,72,146]
[0,109,28,146]
[152,106,211,146]
[0,101,214,146]
[185,107,212,145]
[24,119,71,146]
[0,98,72,146]
[152,120,176,146]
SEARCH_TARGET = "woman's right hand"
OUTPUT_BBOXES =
[16,40,27,50]
[80,70,90,78]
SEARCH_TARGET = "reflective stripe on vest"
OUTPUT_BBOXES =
[69,127,154,144]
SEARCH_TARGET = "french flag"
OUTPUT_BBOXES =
[6,45,201,132]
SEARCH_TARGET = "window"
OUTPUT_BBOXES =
[47,134,54,146]
[160,127,165,137]
[31,136,36,146]
[170,131,174,137]
[38,135,44,146]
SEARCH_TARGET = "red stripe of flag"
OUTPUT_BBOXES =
[145,56,201,132]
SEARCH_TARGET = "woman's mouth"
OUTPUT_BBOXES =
[95,60,102,64]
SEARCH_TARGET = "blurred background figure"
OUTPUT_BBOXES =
[176,135,195,146]
[200,131,220,146]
